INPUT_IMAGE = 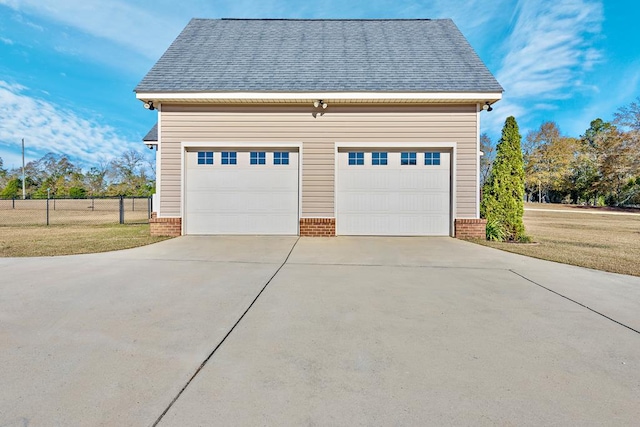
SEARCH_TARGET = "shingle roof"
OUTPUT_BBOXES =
[142,123,157,142]
[135,19,502,93]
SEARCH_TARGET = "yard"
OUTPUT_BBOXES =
[0,198,168,256]
[0,224,169,257]
[479,203,640,277]
[2,201,640,277]
[0,198,150,226]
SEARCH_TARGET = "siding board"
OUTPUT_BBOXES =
[159,104,478,218]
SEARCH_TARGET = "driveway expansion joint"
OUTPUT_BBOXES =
[509,269,640,336]
[151,237,301,426]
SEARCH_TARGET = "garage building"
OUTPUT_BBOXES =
[135,18,503,237]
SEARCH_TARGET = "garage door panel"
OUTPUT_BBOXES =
[185,150,299,235]
[337,150,451,236]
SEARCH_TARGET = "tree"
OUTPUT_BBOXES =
[0,177,22,199]
[523,122,577,203]
[0,157,7,190]
[577,118,640,206]
[69,187,87,198]
[613,99,640,205]
[480,116,527,241]
[614,97,640,131]
[85,162,109,196]
[18,153,82,198]
[480,133,495,186]
[107,149,154,196]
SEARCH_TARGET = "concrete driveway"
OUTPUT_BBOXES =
[1,237,639,426]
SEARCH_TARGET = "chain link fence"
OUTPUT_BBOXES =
[0,197,152,226]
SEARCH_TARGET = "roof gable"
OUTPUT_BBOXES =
[136,19,502,93]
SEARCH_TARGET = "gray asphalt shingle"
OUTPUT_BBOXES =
[135,19,502,93]
[142,123,157,142]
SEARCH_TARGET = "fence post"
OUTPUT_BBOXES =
[46,197,50,226]
[12,197,15,209]
[119,196,124,224]
[148,196,152,219]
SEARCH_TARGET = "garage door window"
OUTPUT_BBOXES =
[372,152,388,165]
[197,151,213,165]
[250,151,266,165]
[274,152,289,165]
[221,151,237,165]
[401,152,417,165]
[348,152,364,165]
[425,152,441,166]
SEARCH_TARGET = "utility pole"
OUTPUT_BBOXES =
[22,138,26,200]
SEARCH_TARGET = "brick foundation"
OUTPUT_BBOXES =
[455,218,487,239]
[300,218,336,237]
[150,215,182,237]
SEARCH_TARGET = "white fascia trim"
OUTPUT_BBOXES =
[336,141,456,149]
[136,91,503,101]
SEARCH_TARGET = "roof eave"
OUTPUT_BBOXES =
[135,91,503,104]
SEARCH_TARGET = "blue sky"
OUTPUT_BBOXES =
[0,0,639,171]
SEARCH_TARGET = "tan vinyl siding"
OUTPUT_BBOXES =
[302,141,334,217]
[159,104,478,218]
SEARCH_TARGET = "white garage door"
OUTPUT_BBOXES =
[185,148,299,235]
[337,149,451,236]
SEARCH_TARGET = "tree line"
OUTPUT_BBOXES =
[0,149,154,199]
[481,97,640,206]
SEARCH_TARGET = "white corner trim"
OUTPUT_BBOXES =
[476,103,481,219]
[156,104,163,218]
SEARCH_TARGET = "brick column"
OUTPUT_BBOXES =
[300,218,336,237]
[150,216,182,237]
[455,218,486,239]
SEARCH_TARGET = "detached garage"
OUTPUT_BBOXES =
[135,19,502,237]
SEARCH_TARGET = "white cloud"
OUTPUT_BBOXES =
[0,80,146,168]
[482,0,604,136]
[0,0,183,59]
[497,0,603,100]
[0,36,14,44]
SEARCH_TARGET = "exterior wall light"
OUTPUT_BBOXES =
[144,101,155,110]
[313,100,328,109]
[482,101,493,112]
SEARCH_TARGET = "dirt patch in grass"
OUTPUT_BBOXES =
[0,224,171,257]
[477,208,640,277]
